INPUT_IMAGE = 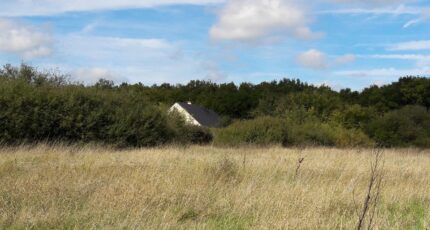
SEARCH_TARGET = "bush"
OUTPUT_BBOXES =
[283,122,373,147]
[332,104,376,129]
[214,116,373,147]
[332,127,374,147]
[183,125,213,145]
[167,112,213,145]
[283,122,336,147]
[365,106,430,147]
[108,106,172,148]
[0,65,212,148]
[213,117,288,146]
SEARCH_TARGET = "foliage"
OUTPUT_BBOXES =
[365,106,430,147]
[213,117,288,146]
[214,117,373,147]
[331,104,377,129]
[168,112,213,145]
[0,64,209,147]
[1,64,430,147]
[283,122,369,147]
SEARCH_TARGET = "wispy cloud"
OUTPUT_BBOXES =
[320,3,430,28]
[318,4,420,15]
[49,34,225,85]
[368,54,430,67]
[0,0,225,16]
[388,40,430,51]
[335,67,430,78]
[369,54,430,60]
[403,8,430,28]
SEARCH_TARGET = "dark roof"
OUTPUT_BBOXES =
[177,102,221,128]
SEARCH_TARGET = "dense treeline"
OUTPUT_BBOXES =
[1,64,429,147]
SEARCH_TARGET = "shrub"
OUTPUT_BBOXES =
[214,117,373,148]
[0,65,217,148]
[213,117,288,146]
[332,126,374,147]
[332,104,376,129]
[108,106,172,148]
[167,112,213,145]
[278,119,372,148]
[365,106,430,147]
[283,122,336,147]
[183,125,213,145]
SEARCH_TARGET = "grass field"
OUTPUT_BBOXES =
[1,145,429,229]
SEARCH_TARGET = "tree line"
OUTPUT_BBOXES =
[1,64,429,147]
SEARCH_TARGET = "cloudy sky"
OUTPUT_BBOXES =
[0,0,429,90]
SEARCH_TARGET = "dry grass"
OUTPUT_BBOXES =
[1,145,429,229]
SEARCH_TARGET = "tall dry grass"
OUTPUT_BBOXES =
[0,145,429,229]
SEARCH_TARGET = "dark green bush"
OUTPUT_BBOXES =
[332,104,377,129]
[183,125,213,145]
[0,65,212,148]
[167,112,213,145]
[108,106,172,148]
[366,106,430,147]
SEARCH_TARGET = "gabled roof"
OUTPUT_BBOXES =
[177,102,221,128]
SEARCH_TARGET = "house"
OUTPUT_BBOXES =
[169,102,221,128]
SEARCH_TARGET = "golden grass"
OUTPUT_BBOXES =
[1,145,429,229]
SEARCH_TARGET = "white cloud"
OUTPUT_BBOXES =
[296,49,328,70]
[72,68,126,85]
[0,0,225,16]
[388,40,430,51]
[0,19,52,59]
[209,0,322,43]
[296,50,356,70]
[335,54,356,65]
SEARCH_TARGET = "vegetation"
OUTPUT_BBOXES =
[0,64,212,147]
[0,145,429,229]
[1,64,430,147]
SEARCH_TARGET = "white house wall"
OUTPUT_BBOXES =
[169,103,201,126]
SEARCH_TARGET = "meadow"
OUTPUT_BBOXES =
[1,145,429,229]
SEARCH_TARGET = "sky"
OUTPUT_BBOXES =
[0,0,429,90]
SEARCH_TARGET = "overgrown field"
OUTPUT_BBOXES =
[1,146,429,229]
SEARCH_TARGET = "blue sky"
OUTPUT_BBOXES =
[0,0,429,90]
